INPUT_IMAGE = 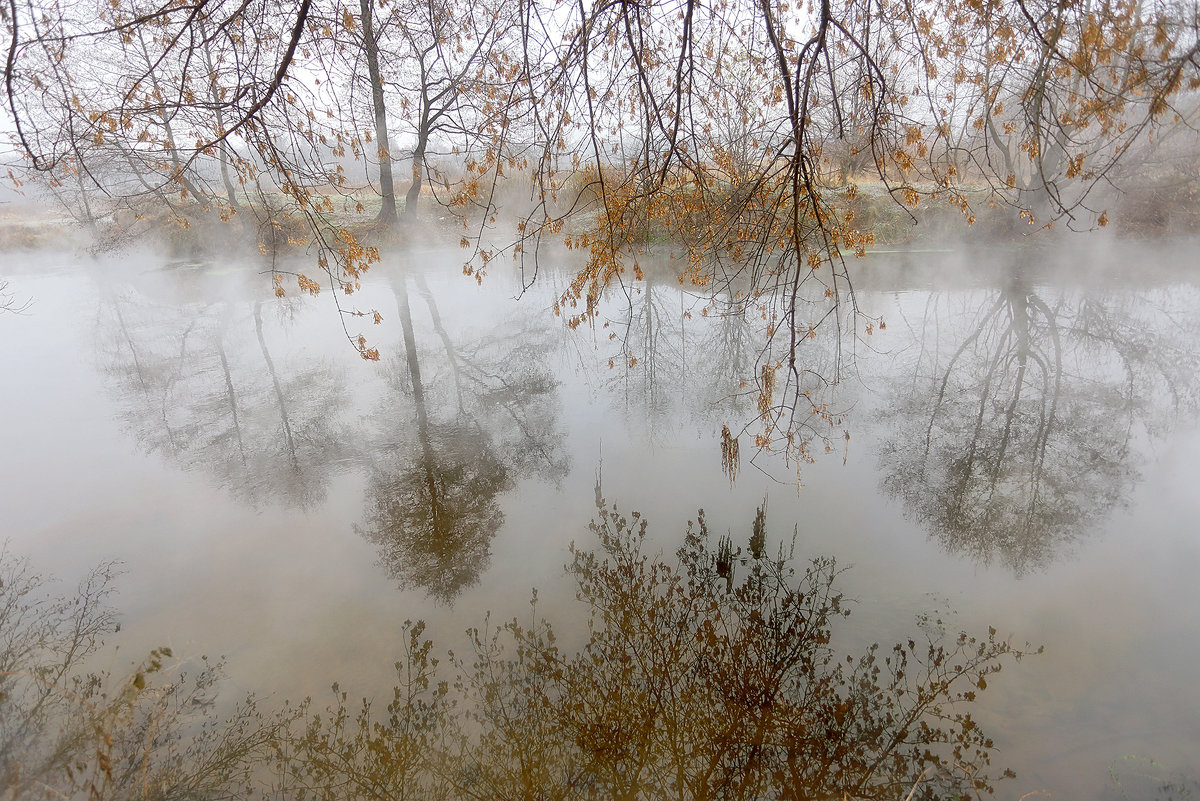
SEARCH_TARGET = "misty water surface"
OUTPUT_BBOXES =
[2,239,1200,799]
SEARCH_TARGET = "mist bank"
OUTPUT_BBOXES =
[5,164,1198,267]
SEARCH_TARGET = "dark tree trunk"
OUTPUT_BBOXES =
[361,0,398,225]
[403,135,425,225]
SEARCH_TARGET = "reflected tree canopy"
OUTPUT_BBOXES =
[359,420,509,604]
[878,268,1200,573]
[92,262,568,601]
[357,267,568,602]
[96,283,354,509]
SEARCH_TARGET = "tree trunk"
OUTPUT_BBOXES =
[361,0,398,225]
[403,136,425,225]
[200,28,241,217]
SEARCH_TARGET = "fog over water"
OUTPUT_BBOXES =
[2,238,1199,799]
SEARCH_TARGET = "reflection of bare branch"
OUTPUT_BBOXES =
[0,280,31,315]
[254,300,298,472]
[215,336,246,466]
[414,274,464,411]
[600,275,691,441]
[927,294,1006,451]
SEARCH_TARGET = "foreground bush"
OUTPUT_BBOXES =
[2,495,1036,801]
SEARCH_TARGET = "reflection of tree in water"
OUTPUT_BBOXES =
[96,287,352,509]
[600,273,692,440]
[594,274,849,480]
[357,270,567,602]
[361,422,508,604]
[658,290,766,439]
[879,272,1200,574]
